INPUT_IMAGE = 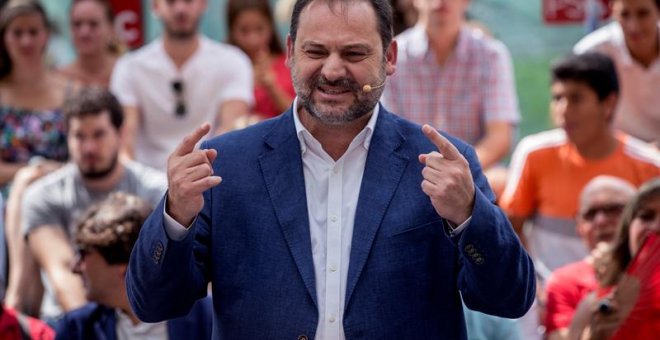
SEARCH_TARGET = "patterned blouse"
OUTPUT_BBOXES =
[0,105,68,163]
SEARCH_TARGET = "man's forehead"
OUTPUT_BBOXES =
[295,1,380,44]
[583,188,630,207]
[297,0,378,30]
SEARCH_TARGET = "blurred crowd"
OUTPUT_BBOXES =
[0,0,657,339]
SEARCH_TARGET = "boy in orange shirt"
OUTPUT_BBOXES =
[501,52,659,278]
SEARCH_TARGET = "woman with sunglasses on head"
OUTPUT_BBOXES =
[0,0,78,318]
[226,0,295,121]
[59,0,122,87]
[570,178,660,340]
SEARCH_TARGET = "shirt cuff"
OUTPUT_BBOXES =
[163,198,193,241]
[445,216,472,237]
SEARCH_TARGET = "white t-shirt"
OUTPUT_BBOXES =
[116,309,168,340]
[110,36,254,170]
[574,22,660,143]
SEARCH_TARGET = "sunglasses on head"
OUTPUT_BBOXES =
[581,203,626,221]
[171,80,186,118]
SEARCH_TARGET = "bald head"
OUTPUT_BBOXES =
[579,176,636,212]
[577,176,636,250]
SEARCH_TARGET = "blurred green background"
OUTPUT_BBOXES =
[41,0,596,139]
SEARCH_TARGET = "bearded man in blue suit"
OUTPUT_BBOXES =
[126,0,535,339]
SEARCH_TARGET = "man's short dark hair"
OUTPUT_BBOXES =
[75,192,152,265]
[63,86,124,131]
[289,0,393,53]
[551,52,619,101]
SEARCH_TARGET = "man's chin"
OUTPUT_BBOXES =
[81,167,114,180]
[166,25,197,40]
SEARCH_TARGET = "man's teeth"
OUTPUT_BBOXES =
[321,87,348,94]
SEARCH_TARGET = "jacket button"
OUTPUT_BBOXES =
[475,257,485,265]
[464,244,475,254]
[298,335,308,340]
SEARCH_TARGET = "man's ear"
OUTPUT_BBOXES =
[603,92,618,123]
[385,40,398,76]
[286,35,295,69]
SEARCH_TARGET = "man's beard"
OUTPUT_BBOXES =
[80,153,119,180]
[291,62,386,126]
[164,18,199,41]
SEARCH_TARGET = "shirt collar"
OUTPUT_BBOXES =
[292,97,379,155]
[405,24,471,62]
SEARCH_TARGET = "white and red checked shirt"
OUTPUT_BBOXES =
[382,25,520,145]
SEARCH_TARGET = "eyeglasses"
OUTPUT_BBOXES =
[171,80,186,117]
[581,203,626,221]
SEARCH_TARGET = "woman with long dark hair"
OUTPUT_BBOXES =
[227,0,294,119]
[0,0,76,317]
[59,0,122,87]
[570,178,660,339]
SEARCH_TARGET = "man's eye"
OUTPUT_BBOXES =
[344,52,367,61]
[305,50,326,58]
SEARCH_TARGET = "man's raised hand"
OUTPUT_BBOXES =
[166,123,222,226]
[418,124,475,226]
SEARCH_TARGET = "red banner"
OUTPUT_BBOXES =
[543,0,611,24]
[110,0,144,49]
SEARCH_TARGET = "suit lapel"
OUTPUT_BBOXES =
[345,109,409,307]
[258,110,318,307]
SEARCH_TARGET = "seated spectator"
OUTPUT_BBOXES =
[0,195,54,340]
[574,0,660,143]
[8,87,166,321]
[500,52,659,340]
[59,0,122,87]
[544,176,636,340]
[501,52,659,277]
[226,0,295,120]
[381,0,520,176]
[0,0,73,188]
[55,192,212,340]
[570,178,660,339]
[0,0,78,315]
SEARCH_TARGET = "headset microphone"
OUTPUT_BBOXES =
[362,82,385,93]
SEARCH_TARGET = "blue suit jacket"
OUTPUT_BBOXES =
[127,107,535,339]
[54,297,213,340]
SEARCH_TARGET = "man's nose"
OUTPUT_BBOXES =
[80,139,98,153]
[321,53,347,81]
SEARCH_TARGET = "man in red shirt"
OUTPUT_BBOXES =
[544,175,636,340]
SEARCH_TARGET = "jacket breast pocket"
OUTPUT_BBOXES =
[386,218,445,239]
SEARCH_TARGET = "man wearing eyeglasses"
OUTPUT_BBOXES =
[543,176,636,340]
[55,193,212,340]
[110,0,254,171]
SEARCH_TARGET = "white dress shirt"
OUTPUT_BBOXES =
[116,309,168,340]
[164,99,471,339]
